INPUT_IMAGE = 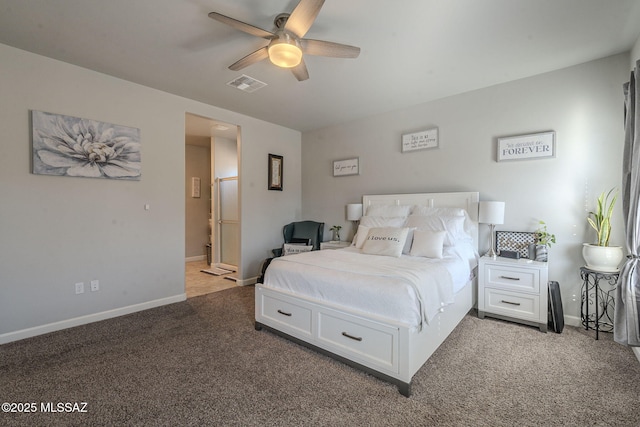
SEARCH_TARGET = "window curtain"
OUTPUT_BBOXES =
[615,59,640,346]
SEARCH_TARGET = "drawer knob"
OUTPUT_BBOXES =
[501,300,521,306]
[277,309,292,317]
[499,275,520,281]
[341,332,363,342]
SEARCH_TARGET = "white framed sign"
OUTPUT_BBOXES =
[401,128,439,153]
[333,157,359,176]
[497,131,555,162]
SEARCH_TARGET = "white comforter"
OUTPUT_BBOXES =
[263,245,476,329]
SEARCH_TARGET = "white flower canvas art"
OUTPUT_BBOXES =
[32,111,141,180]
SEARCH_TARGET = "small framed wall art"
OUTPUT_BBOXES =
[333,157,359,177]
[268,153,283,191]
[191,177,201,198]
[497,131,555,162]
[401,128,439,153]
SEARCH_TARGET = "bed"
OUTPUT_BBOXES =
[255,191,480,396]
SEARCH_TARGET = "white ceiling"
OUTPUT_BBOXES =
[1,0,639,135]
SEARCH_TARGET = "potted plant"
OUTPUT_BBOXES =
[534,221,555,262]
[582,188,624,272]
[329,225,342,242]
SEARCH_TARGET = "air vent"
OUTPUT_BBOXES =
[226,74,267,93]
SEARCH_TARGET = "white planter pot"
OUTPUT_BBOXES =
[582,243,624,272]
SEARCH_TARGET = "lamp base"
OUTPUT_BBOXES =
[484,224,497,258]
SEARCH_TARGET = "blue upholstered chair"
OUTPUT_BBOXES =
[273,220,325,256]
[258,220,325,282]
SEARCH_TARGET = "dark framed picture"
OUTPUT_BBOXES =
[268,153,283,191]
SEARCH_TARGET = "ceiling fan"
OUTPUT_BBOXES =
[208,0,360,81]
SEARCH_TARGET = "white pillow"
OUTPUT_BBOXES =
[352,225,370,248]
[282,243,313,256]
[405,214,468,246]
[403,227,416,254]
[361,227,409,257]
[365,205,412,217]
[411,206,465,217]
[410,229,445,258]
[359,216,407,228]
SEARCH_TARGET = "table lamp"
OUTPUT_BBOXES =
[346,203,363,238]
[479,201,505,258]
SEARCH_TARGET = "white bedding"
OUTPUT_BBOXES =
[263,244,478,329]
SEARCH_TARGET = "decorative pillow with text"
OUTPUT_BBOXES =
[361,227,409,257]
[283,243,313,256]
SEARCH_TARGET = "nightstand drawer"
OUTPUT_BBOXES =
[484,288,540,321]
[484,264,539,293]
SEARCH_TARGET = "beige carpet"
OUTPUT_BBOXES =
[2,285,639,426]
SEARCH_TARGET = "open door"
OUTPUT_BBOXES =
[185,113,240,282]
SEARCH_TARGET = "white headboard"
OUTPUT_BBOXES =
[362,191,480,248]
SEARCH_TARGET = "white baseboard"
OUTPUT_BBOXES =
[185,255,206,263]
[235,276,258,286]
[564,314,581,328]
[0,293,186,345]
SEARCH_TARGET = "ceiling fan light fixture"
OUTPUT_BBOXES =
[268,33,302,68]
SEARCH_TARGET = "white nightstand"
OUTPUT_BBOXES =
[320,241,351,250]
[478,256,549,332]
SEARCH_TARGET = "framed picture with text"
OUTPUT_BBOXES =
[268,154,283,191]
[401,128,439,153]
[497,131,555,162]
[333,157,359,177]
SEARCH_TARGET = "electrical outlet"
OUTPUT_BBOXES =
[90,280,99,292]
[75,282,84,294]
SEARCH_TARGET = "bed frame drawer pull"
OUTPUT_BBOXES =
[342,332,363,342]
[277,309,292,317]
[500,300,521,306]
[499,275,520,281]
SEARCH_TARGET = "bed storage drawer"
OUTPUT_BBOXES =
[259,294,313,338]
[484,288,539,321]
[317,310,399,373]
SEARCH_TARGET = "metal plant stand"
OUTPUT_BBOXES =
[580,267,619,340]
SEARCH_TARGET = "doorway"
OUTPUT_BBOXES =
[184,113,240,297]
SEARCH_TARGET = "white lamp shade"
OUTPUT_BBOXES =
[346,203,363,221]
[478,201,505,225]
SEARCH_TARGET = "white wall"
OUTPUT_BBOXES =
[302,53,629,324]
[0,43,301,343]
[632,34,640,67]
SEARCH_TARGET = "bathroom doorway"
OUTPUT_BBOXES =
[184,113,240,297]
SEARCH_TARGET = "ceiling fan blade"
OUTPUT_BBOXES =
[208,12,274,39]
[228,46,269,71]
[291,59,309,81]
[301,39,360,58]
[284,0,325,39]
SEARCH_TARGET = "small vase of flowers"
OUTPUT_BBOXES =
[534,220,555,262]
[329,225,342,242]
